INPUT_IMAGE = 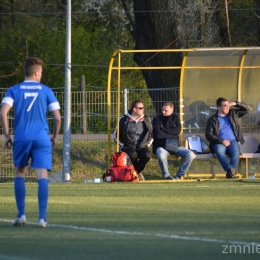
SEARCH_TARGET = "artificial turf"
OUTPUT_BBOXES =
[0,180,260,260]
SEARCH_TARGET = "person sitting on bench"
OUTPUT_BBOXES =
[205,97,251,178]
[152,102,195,180]
[113,100,153,181]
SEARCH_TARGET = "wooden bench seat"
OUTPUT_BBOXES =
[193,153,213,159]
[151,154,181,159]
[151,135,260,179]
[239,136,260,178]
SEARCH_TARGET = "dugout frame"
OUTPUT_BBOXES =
[107,47,260,168]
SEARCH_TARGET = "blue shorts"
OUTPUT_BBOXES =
[13,140,52,170]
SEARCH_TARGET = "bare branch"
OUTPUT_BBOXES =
[225,0,232,46]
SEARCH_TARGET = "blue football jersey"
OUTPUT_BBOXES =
[1,80,60,141]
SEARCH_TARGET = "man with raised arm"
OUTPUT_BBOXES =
[205,97,251,178]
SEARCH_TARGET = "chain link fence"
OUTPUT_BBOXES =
[0,87,179,179]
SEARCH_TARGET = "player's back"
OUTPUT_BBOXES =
[6,81,57,141]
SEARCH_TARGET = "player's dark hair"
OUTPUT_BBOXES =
[23,57,43,77]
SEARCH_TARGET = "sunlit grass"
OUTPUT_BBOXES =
[1,181,260,260]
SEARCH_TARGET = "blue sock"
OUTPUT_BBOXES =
[38,179,49,221]
[14,177,26,218]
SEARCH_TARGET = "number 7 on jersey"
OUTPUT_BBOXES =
[24,92,39,112]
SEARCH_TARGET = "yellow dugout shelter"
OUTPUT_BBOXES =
[107,47,260,166]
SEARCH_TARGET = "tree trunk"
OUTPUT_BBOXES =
[133,0,182,112]
[128,0,260,112]
[256,0,260,45]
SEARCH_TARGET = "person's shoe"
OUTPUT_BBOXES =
[39,219,49,228]
[12,215,26,226]
[226,168,236,179]
[173,175,181,181]
[138,172,145,181]
[165,176,174,180]
[226,171,233,178]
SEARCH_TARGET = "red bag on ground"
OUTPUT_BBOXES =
[104,152,139,182]
[104,165,139,182]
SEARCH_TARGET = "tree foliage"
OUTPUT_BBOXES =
[0,0,259,92]
[0,0,67,87]
[0,0,137,89]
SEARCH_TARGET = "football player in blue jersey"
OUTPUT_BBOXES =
[0,57,61,228]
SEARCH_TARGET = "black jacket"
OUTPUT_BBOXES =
[152,113,181,154]
[113,111,153,149]
[205,101,251,152]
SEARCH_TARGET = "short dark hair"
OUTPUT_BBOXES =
[23,57,43,77]
[130,100,143,111]
[216,97,228,107]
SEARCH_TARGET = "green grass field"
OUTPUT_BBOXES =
[1,180,260,260]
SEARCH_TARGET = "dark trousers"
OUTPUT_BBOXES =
[121,146,151,174]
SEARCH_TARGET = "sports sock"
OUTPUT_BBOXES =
[14,177,26,218]
[38,178,49,221]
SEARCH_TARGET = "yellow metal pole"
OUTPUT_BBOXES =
[238,50,248,102]
[179,51,189,143]
[111,66,245,70]
[107,50,119,168]
[118,47,260,54]
[237,49,248,134]
[116,51,121,153]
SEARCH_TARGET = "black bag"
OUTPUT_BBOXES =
[165,137,179,153]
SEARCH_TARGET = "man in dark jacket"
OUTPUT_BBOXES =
[205,97,251,178]
[113,100,153,180]
[153,102,195,180]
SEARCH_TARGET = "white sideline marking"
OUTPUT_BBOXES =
[1,219,259,246]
